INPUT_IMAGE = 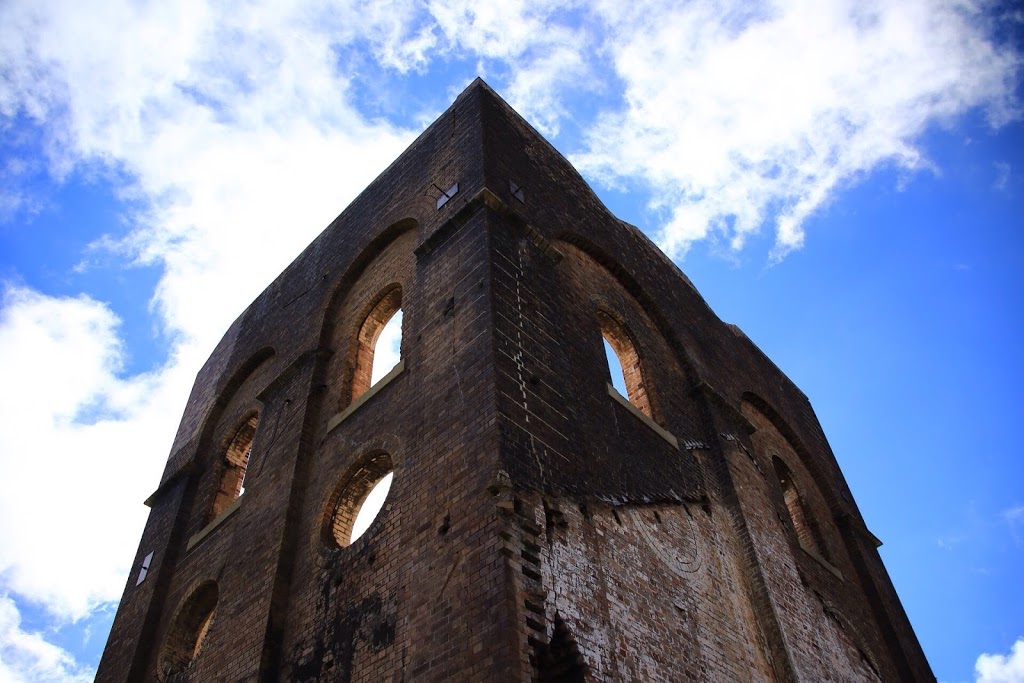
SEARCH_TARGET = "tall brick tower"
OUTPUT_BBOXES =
[96,79,933,682]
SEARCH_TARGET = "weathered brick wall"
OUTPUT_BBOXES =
[517,494,775,681]
[97,79,932,682]
[276,208,519,682]
[729,401,889,680]
[98,83,506,681]
[474,80,931,681]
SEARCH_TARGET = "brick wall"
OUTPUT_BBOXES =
[97,79,932,682]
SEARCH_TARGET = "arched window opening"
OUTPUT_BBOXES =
[604,339,628,397]
[325,453,395,548]
[371,310,403,385]
[773,456,823,557]
[597,311,651,417]
[158,582,218,681]
[352,288,402,403]
[211,414,258,518]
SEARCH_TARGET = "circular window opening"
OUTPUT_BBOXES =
[158,581,218,681]
[325,452,394,548]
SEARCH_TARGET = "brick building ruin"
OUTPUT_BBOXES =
[96,79,933,682]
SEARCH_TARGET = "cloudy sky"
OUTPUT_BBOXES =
[0,0,1021,680]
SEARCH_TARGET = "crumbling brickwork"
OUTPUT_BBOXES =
[97,79,933,682]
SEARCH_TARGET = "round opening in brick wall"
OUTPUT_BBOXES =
[324,452,394,548]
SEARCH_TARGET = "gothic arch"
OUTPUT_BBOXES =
[740,393,813,461]
[189,348,275,530]
[739,392,847,509]
[772,455,826,558]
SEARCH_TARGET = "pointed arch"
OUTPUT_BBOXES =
[317,218,417,414]
[319,218,417,336]
[187,348,274,527]
[193,347,274,465]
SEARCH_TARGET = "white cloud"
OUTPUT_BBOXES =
[426,0,595,134]
[0,0,421,352]
[0,287,178,619]
[976,638,1024,683]
[574,0,1021,259]
[994,161,1011,191]
[0,596,94,683]
[5,0,1017,264]
[0,0,422,630]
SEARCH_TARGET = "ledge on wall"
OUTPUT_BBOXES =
[799,539,845,581]
[187,496,242,551]
[607,383,679,450]
[327,359,405,434]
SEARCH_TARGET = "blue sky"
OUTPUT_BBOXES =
[0,1,1021,681]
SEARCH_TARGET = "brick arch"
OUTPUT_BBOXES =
[740,394,841,562]
[157,580,218,681]
[210,412,259,518]
[552,233,701,382]
[185,347,275,535]
[313,432,405,565]
[318,217,417,338]
[741,393,811,457]
[739,391,843,511]
[323,200,431,247]
[772,455,826,558]
[321,450,395,549]
[317,219,417,413]
[194,347,275,464]
[597,307,652,418]
[349,284,403,404]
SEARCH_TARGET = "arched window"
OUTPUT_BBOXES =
[158,581,218,681]
[324,452,395,548]
[772,456,823,557]
[211,413,258,518]
[598,310,651,417]
[352,287,402,403]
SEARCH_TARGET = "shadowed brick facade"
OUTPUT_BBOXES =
[96,79,933,682]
